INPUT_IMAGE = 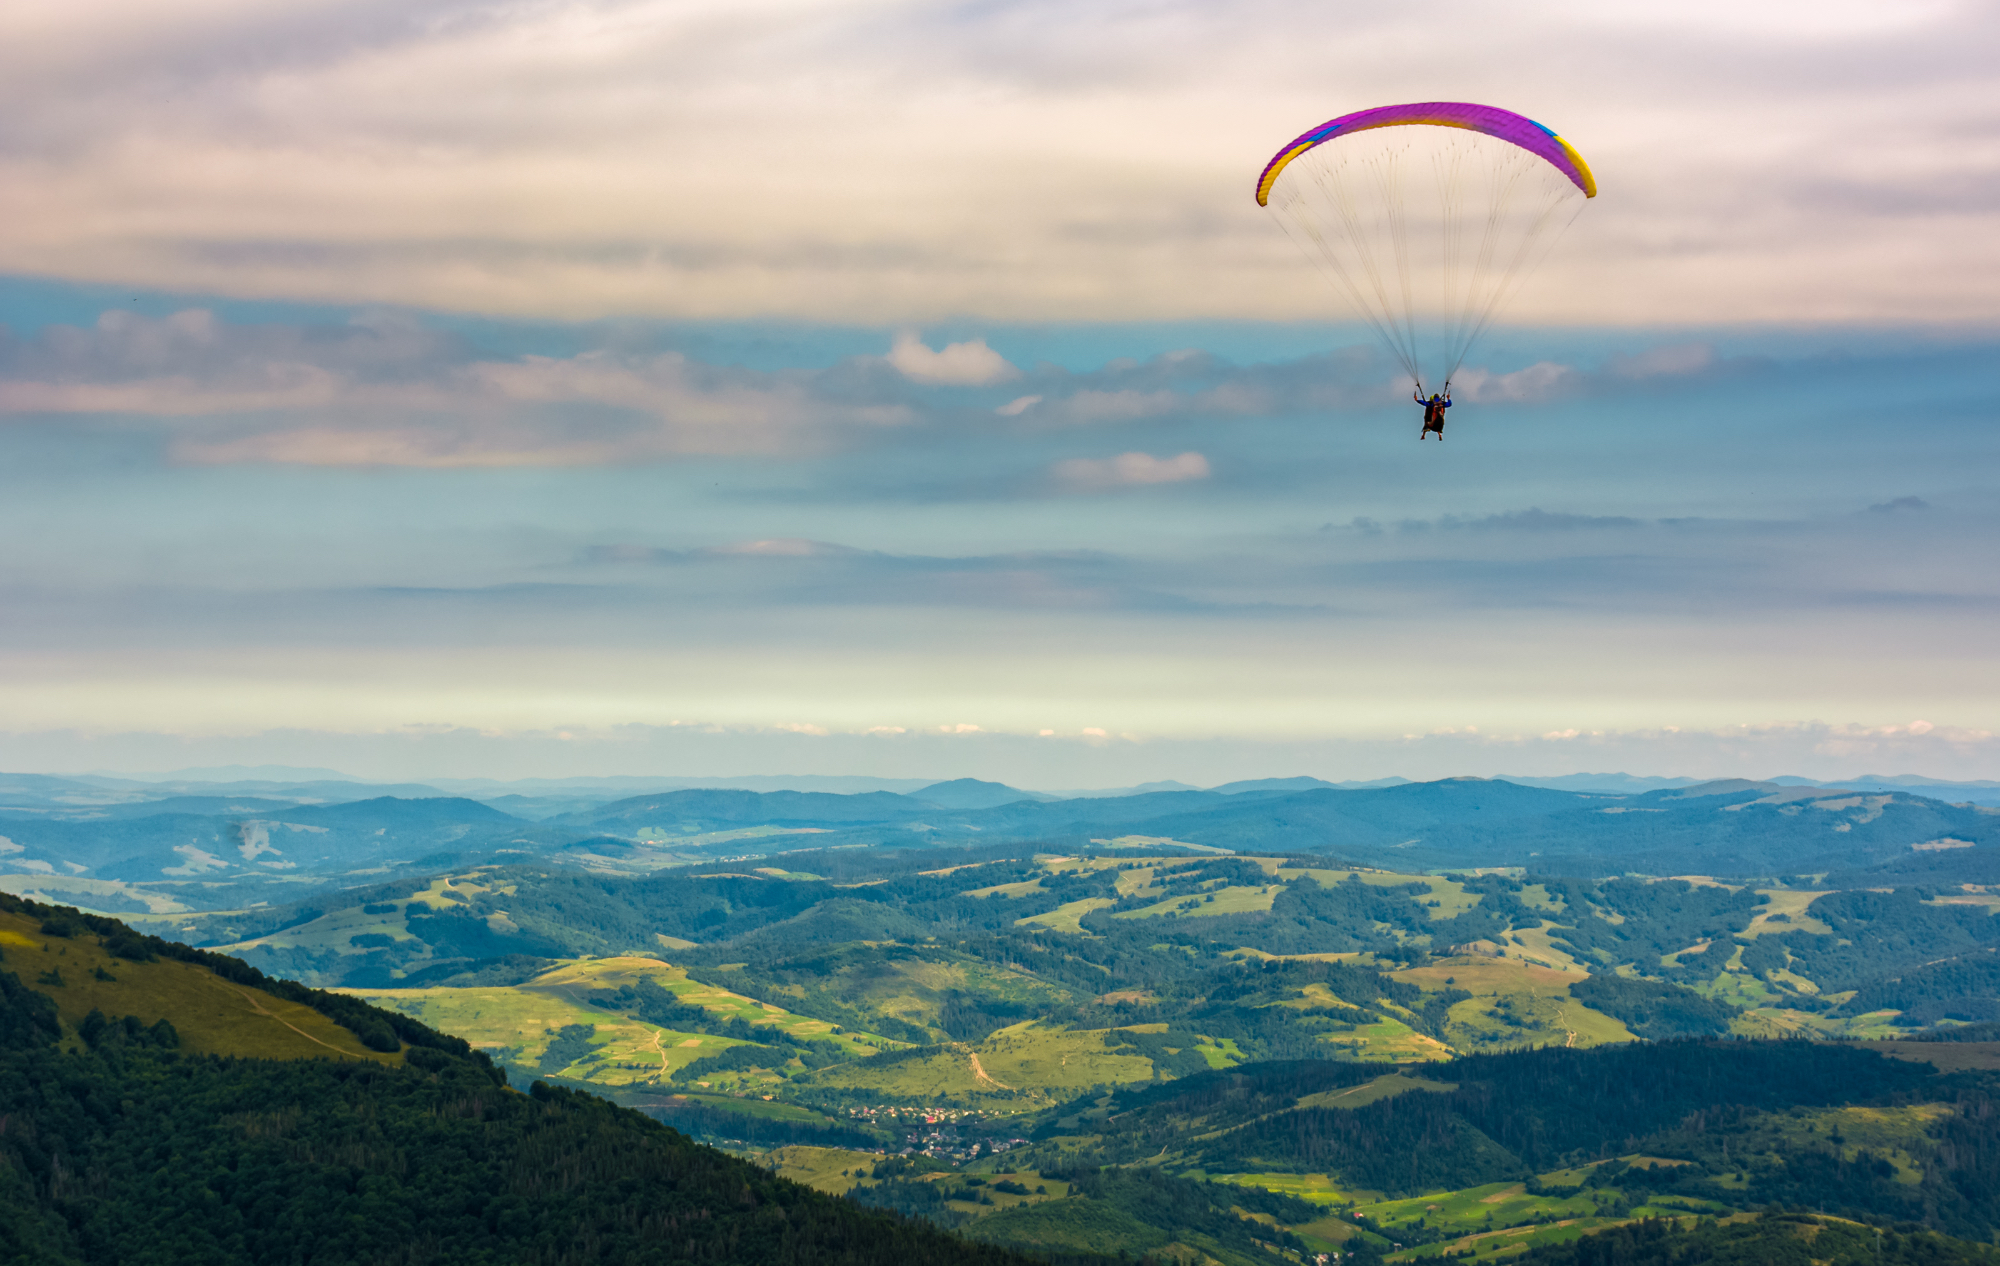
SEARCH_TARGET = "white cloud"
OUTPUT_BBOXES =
[995,394,1042,416]
[886,332,1018,385]
[1450,361,1583,404]
[1053,450,1210,490]
[0,309,916,465]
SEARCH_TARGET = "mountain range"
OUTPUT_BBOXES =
[3,772,1996,918]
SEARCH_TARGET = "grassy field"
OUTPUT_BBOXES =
[726,947,1075,1038]
[1391,957,1635,1053]
[1317,1011,1455,1062]
[1208,1172,1369,1207]
[1271,869,1482,921]
[1345,1158,1722,1262]
[0,908,399,1063]
[540,956,901,1050]
[1386,1214,1659,1260]
[1739,889,1836,937]
[1498,923,1591,975]
[759,1145,880,1194]
[1359,1179,1606,1238]
[1293,1004,1454,1062]
[1113,885,1281,920]
[1212,1158,1732,1261]
[799,1023,1159,1106]
[344,954,900,1087]
[216,869,519,961]
[1295,1070,1457,1111]
[762,1146,1078,1214]
[339,982,752,1082]
[1016,898,1117,933]
[963,878,1046,899]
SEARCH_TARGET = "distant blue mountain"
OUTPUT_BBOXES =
[1209,776,1413,794]
[1209,777,1339,795]
[908,779,1054,809]
[6,771,1998,915]
[1497,773,1705,793]
[1767,774,2000,806]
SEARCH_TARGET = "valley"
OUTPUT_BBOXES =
[8,772,2000,1265]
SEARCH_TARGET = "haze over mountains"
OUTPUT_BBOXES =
[3,768,1997,917]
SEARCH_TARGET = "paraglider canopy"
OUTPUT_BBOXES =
[1256,101,1597,207]
[1256,101,1596,401]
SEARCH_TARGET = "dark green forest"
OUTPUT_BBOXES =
[1013,1041,2000,1239]
[1513,1215,1998,1266]
[0,974,1037,1266]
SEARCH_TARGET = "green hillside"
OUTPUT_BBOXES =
[131,849,2000,1141]
[13,886,2000,1266]
[162,852,2000,1049]
[0,904,399,1063]
[0,891,1047,1266]
[756,1039,2000,1264]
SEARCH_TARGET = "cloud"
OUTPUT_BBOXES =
[0,308,918,465]
[1052,451,1210,490]
[1449,362,1582,404]
[3,0,1997,323]
[571,537,1219,613]
[1328,509,1648,535]
[1869,496,1930,513]
[886,332,1018,385]
[0,309,1815,474]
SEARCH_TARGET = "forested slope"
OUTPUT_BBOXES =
[0,892,1041,1266]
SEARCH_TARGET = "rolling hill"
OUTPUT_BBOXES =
[7,775,1997,921]
[12,873,2000,1266]
[0,888,1044,1266]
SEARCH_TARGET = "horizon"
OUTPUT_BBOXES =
[28,761,2000,795]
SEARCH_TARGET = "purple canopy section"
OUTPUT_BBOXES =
[1255,101,1597,205]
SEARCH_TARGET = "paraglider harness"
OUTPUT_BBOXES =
[1415,382,1452,440]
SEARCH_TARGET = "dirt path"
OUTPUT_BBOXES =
[223,982,372,1059]
[650,1028,671,1072]
[967,1050,1013,1089]
[1558,1008,1578,1048]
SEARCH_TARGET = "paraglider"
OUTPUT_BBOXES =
[1256,102,1596,437]
[1416,387,1451,440]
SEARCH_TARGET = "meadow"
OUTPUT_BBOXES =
[0,907,397,1063]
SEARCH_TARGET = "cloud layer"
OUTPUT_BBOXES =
[0,288,1992,774]
[1,0,1996,322]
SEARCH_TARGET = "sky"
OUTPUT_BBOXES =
[0,0,1996,788]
